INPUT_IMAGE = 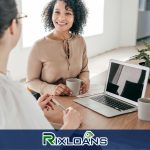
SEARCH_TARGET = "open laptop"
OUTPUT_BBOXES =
[74,59,150,117]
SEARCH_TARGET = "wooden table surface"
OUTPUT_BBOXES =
[45,71,150,129]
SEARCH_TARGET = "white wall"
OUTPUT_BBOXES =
[86,0,121,57]
[120,0,139,46]
[86,0,139,57]
[137,11,150,39]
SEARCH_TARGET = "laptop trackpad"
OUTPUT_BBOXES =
[74,98,121,117]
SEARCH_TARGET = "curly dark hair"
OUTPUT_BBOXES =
[0,0,17,38]
[42,0,88,34]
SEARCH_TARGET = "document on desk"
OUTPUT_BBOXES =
[77,84,104,98]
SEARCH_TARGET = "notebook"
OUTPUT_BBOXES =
[74,59,150,117]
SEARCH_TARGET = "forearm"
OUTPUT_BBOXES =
[26,79,57,95]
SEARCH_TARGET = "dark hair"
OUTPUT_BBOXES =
[42,0,88,34]
[0,0,18,38]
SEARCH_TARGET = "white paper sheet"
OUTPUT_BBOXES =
[77,84,104,98]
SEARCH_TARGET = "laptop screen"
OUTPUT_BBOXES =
[106,61,148,102]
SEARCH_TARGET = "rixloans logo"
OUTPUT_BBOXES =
[42,131,108,146]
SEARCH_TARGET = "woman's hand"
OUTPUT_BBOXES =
[80,80,89,94]
[37,94,54,111]
[61,107,82,129]
[54,84,72,96]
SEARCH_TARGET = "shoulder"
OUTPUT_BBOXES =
[0,76,28,113]
[73,34,84,40]
[31,36,58,54]
[0,76,28,99]
[32,37,46,50]
[72,34,86,45]
[29,37,47,57]
[0,76,36,116]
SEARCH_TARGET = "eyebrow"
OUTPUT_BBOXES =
[65,8,73,12]
[54,8,60,11]
[54,8,73,12]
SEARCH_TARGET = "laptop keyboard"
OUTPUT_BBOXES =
[91,95,134,111]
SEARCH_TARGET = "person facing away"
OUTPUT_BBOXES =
[0,0,82,129]
[26,0,90,96]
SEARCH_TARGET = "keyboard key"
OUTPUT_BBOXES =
[91,95,134,111]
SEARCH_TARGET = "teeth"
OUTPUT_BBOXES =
[57,22,66,25]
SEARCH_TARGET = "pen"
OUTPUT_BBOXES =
[51,98,66,111]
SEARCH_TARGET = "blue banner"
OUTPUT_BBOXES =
[0,130,150,150]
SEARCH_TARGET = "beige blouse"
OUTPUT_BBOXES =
[26,34,89,95]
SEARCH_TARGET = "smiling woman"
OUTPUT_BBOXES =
[21,0,104,47]
[26,0,90,97]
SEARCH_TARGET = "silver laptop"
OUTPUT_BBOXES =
[74,59,150,117]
